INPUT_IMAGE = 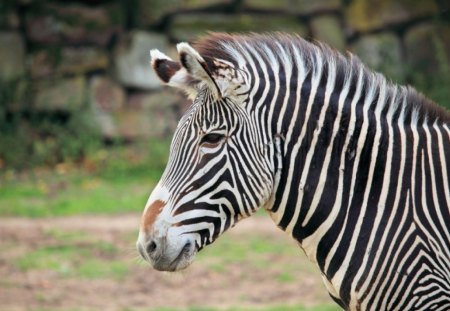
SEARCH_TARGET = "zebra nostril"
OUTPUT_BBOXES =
[146,240,157,254]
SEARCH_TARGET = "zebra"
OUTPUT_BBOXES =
[136,33,450,310]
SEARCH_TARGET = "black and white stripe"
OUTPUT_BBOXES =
[147,33,450,310]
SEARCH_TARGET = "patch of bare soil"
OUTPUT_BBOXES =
[0,214,333,310]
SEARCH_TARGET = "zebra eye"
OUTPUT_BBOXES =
[200,133,224,145]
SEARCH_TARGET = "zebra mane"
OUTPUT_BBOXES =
[194,32,450,125]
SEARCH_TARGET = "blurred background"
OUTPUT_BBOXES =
[0,0,449,310]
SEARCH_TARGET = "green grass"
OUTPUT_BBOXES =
[44,228,91,242]
[14,229,130,280]
[1,140,340,311]
[196,229,311,275]
[0,140,170,217]
[15,240,129,280]
[15,228,129,280]
[276,271,296,283]
[0,177,151,217]
[199,234,298,263]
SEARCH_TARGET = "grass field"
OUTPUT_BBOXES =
[0,141,169,217]
[0,142,340,311]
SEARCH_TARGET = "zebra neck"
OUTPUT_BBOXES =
[261,58,450,269]
[264,58,390,227]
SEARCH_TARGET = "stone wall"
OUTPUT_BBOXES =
[1,0,449,140]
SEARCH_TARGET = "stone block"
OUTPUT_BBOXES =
[294,0,341,14]
[404,23,450,77]
[244,0,340,14]
[170,14,307,42]
[113,108,153,139]
[89,76,126,138]
[0,32,26,81]
[135,0,231,27]
[29,50,53,78]
[345,0,438,33]
[25,15,58,44]
[90,76,125,112]
[0,78,28,113]
[30,47,109,78]
[0,1,20,29]
[244,0,278,10]
[34,76,86,111]
[59,48,109,75]
[89,87,188,139]
[25,3,123,46]
[351,32,403,82]
[121,91,184,138]
[310,14,346,51]
[97,90,185,139]
[114,31,171,90]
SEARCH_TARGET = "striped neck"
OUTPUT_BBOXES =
[196,29,450,261]
[201,33,450,256]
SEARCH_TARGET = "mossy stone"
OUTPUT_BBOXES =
[135,0,231,27]
[34,76,86,111]
[351,32,403,82]
[291,0,341,13]
[345,0,438,33]
[0,32,26,81]
[25,3,123,46]
[0,0,19,29]
[114,31,171,90]
[310,15,346,51]
[170,14,307,42]
[244,0,340,14]
[30,47,109,78]
[404,22,450,77]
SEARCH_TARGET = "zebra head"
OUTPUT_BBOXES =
[137,42,276,271]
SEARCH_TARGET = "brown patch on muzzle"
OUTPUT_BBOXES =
[141,200,165,232]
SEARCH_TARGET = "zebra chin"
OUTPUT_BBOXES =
[149,243,197,272]
[136,230,198,272]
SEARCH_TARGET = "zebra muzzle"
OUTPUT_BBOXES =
[137,230,197,272]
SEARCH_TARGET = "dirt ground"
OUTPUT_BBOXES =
[0,214,335,311]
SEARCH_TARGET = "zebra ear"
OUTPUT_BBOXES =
[180,43,248,100]
[150,46,221,99]
[177,42,221,98]
[150,49,197,97]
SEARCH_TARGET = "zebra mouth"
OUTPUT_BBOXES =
[171,241,197,271]
[153,241,197,272]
